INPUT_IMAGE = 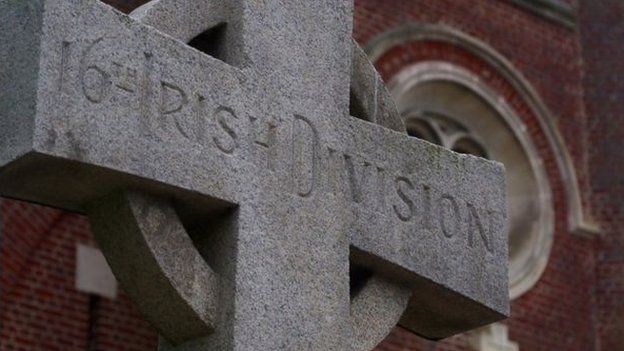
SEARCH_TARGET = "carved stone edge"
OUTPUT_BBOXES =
[350,38,406,133]
[349,276,411,351]
[346,38,414,350]
[86,191,219,345]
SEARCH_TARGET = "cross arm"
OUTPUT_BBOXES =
[332,116,509,339]
[0,0,250,212]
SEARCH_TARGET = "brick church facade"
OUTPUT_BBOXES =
[1,1,622,350]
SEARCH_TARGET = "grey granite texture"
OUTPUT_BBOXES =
[0,0,509,350]
[87,192,219,343]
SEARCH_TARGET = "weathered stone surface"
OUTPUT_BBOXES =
[0,0,509,350]
[349,40,405,133]
[87,192,219,344]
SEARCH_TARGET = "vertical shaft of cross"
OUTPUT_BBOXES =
[225,2,356,349]
[239,1,353,125]
[153,1,358,349]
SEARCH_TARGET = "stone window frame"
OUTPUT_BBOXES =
[387,61,555,299]
[403,109,490,159]
[363,23,598,237]
[506,0,576,29]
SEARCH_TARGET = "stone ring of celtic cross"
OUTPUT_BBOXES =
[0,0,508,350]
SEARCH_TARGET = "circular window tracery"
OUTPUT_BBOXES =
[403,110,489,159]
[389,62,554,300]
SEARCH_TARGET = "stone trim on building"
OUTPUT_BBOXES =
[470,323,519,351]
[506,0,576,29]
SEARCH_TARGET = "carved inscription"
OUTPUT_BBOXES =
[439,194,461,239]
[60,38,146,107]
[250,116,278,171]
[80,38,112,104]
[160,81,187,115]
[393,177,415,222]
[292,115,318,197]
[422,184,433,230]
[213,106,239,154]
[57,38,496,253]
[58,41,71,95]
[140,52,154,135]
[467,204,492,252]
[322,150,387,208]
[112,61,137,93]
[59,38,246,153]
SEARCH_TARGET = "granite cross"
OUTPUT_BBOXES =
[0,0,509,350]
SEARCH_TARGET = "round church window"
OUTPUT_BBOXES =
[388,62,554,299]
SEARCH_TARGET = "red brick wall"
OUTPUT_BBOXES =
[1,1,620,351]
[0,199,157,351]
[579,2,624,351]
[353,1,597,350]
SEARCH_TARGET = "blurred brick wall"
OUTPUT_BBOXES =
[354,0,591,219]
[0,200,157,351]
[579,2,624,351]
[0,1,620,351]
[353,1,596,350]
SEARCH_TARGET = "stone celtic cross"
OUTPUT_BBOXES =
[0,0,508,350]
